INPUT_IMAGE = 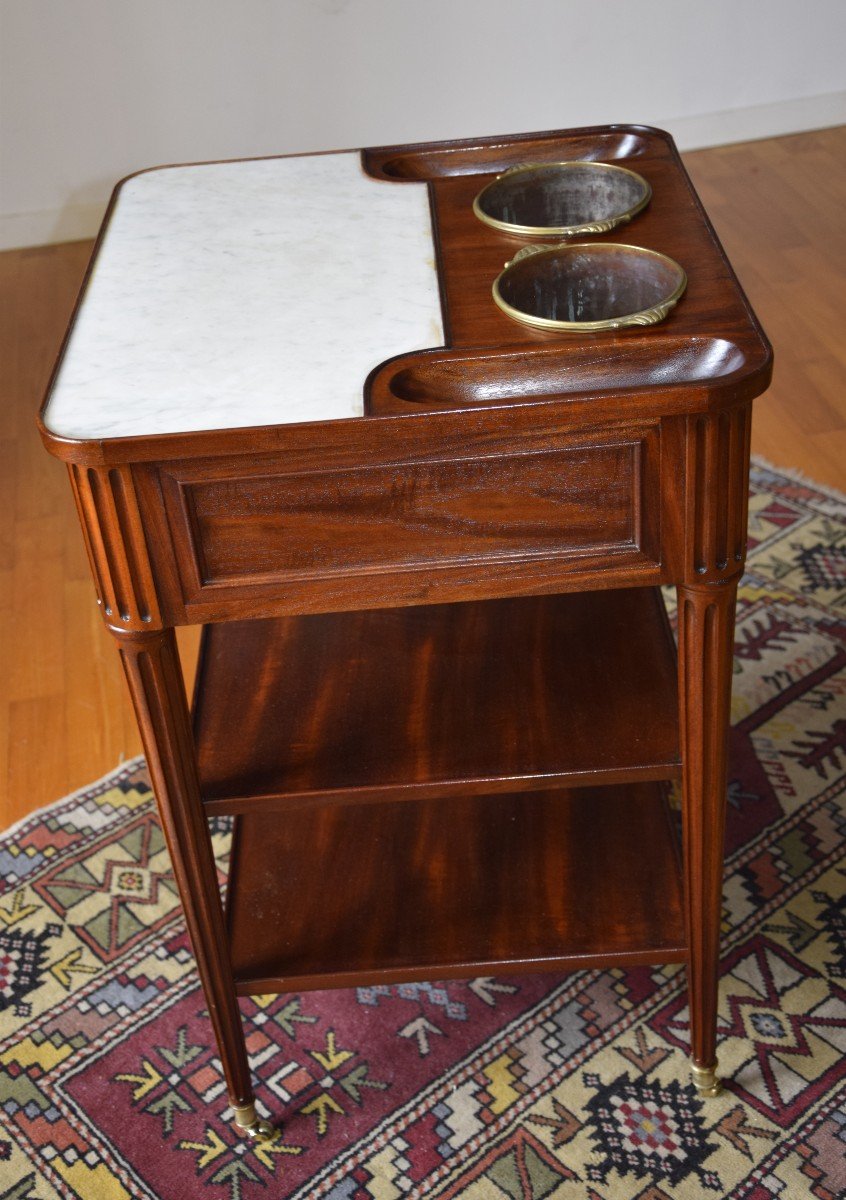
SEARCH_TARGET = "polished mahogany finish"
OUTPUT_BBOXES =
[677,578,740,1074]
[117,628,252,1107]
[227,783,686,996]
[40,123,772,1122]
[148,414,669,621]
[194,589,681,814]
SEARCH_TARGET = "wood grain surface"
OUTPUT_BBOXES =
[226,782,686,994]
[677,577,738,1073]
[684,128,846,487]
[117,626,252,1105]
[194,588,681,813]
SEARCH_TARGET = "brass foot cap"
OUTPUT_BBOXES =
[690,1062,722,1098]
[232,1102,275,1142]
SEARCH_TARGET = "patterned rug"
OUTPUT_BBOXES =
[1,461,844,1200]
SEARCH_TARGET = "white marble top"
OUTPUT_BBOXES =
[43,153,444,439]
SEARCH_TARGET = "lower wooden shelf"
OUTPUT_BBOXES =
[226,782,686,996]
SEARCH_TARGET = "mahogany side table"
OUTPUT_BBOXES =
[39,124,772,1139]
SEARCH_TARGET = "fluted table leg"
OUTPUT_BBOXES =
[677,576,739,1097]
[114,626,272,1139]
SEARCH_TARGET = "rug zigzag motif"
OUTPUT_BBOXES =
[0,463,844,1199]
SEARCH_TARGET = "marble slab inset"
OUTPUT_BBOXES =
[43,152,444,439]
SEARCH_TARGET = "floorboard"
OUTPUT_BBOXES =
[2,126,844,826]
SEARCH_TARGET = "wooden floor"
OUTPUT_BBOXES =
[1,126,845,829]
[684,129,846,485]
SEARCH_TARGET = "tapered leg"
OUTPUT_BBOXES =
[677,577,739,1097]
[114,627,272,1139]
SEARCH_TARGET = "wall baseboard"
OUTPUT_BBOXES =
[0,203,110,252]
[2,90,844,251]
[662,88,846,152]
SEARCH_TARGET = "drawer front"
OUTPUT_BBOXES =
[152,422,668,618]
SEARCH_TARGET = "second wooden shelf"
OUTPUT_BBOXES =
[194,587,680,814]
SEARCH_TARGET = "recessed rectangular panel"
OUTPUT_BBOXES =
[168,434,653,594]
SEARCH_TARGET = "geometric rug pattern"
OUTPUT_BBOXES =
[0,460,844,1199]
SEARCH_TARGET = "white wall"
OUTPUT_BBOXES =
[2,0,845,248]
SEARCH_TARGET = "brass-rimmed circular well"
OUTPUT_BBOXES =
[473,161,651,238]
[492,242,687,333]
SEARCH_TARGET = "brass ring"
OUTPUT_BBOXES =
[492,241,687,333]
[473,161,652,238]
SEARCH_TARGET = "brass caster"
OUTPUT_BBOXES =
[690,1061,722,1098]
[232,1102,275,1142]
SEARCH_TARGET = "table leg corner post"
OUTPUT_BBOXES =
[677,575,739,1099]
[232,1103,276,1141]
[109,623,260,1128]
[689,1060,723,1098]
